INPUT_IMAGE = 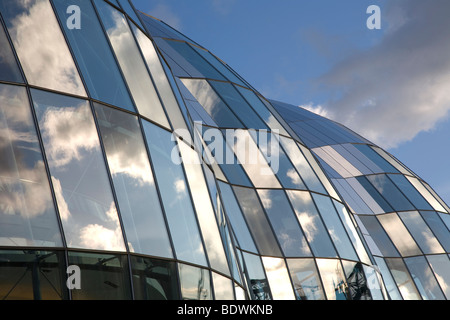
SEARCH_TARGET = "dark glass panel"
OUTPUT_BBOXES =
[53,0,135,112]
[366,174,415,211]
[68,251,132,300]
[0,250,67,300]
[142,121,207,267]
[358,215,400,257]
[94,104,173,258]
[341,261,372,300]
[241,252,271,300]
[388,174,433,210]
[257,189,311,257]
[0,84,62,247]
[232,186,283,257]
[117,0,144,28]
[31,89,125,251]
[353,144,398,173]
[0,0,85,96]
[404,256,445,300]
[355,176,393,212]
[178,263,212,300]
[0,20,23,82]
[130,255,179,300]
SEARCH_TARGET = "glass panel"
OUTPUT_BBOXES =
[353,144,398,173]
[406,176,447,212]
[242,252,271,300]
[377,213,422,256]
[316,259,349,300]
[0,0,85,96]
[362,265,385,300]
[312,194,359,261]
[398,211,444,254]
[117,0,143,28]
[426,254,450,299]
[94,104,172,257]
[217,182,258,253]
[53,0,134,112]
[233,186,282,257]
[0,21,23,82]
[388,174,433,210]
[358,215,400,257]
[356,176,394,212]
[130,255,179,300]
[286,258,325,300]
[212,272,234,300]
[257,189,311,257]
[178,263,212,300]
[333,200,372,264]
[0,84,62,247]
[94,0,169,128]
[177,138,230,275]
[279,137,326,194]
[404,256,445,300]
[366,174,415,211]
[0,250,67,300]
[385,258,421,300]
[262,257,295,300]
[68,251,131,300]
[130,24,189,135]
[286,191,337,258]
[374,256,402,300]
[142,121,207,267]
[165,40,226,80]
[181,78,244,128]
[420,211,450,252]
[208,81,268,130]
[341,261,372,300]
[31,89,125,251]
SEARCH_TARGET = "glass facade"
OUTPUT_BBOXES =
[0,0,448,301]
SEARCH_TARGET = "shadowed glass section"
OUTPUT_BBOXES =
[178,263,212,300]
[94,0,169,128]
[142,121,207,267]
[31,89,125,251]
[0,250,67,300]
[0,0,86,96]
[68,251,132,300]
[257,189,312,257]
[286,258,325,300]
[0,20,23,83]
[130,255,179,300]
[94,104,172,258]
[0,84,62,247]
[241,252,271,300]
[53,0,135,112]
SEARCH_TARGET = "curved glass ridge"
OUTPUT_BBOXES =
[0,0,448,300]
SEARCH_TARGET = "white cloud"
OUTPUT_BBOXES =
[299,103,329,118]
[316,0,450,149]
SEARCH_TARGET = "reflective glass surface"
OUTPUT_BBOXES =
[286,258,325,300]
[68,251,132,300]
[404,255,445,300]
[53,0,135,112]
[142,121,207,267]
[286,191,337,257]
[341,261,372,300]
[178,263,212,300]
[94,104,172,257]
[233,186,282,257]
[242,252,271,300]
[0,84,62,247]
[420,211,450,252]
[0,21,23,83]
[0,0,86,96]
[388,174,433,210]
[32,89,125,251]
[426,254,450,299]
[257,189,311,257]
[212,272,234,300]
[130,255,179,300]
[262,257,295,300]
[316,259,349,300]
[358,215,400,257]
[0,250,67,300]
[94,0,169,128]
[366,175,415,211]
[385,258,421,300]
[374,256,402,300]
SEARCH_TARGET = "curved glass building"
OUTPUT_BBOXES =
[0,0,448,300]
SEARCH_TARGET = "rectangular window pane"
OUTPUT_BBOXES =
[233,186,282,257]
[53,0,135,112]
[0,0,85,96]
[94,104,173,258]
[366,174,415,211]
[68,251,131,300]
[94,0,169,128]
[0,84,62,247]
[31,89,125,251]
[257,189,311,257]
[241,252,271,300]
[388,174,433,210]
[178,263,212,300]
[286,191,338,258]
[358,215,400,257]
[142,121,207,267]
[286,258,325,300]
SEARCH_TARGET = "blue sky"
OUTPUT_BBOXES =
[132,0,450,206]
